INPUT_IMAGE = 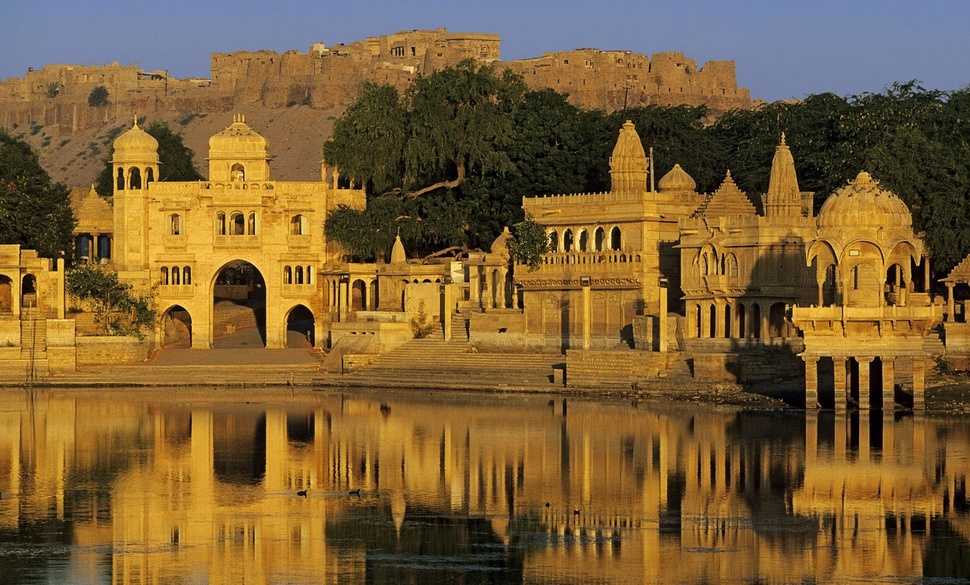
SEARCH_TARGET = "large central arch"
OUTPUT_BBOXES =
[212,260,266,348]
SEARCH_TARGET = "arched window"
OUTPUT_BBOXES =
[183,267,192,285]
[305,266,313,284]
[563,229,574,252]
[216,212,226,236]
[116,168,125,191]
[231,163,245,181]
[230,212,245,235]
[594,227,605,251]
[284,266,293,285]
[160,266,169,285]
[548,230,559,252]
[610,226,621,250]
[296,266,305,285]
[146,168,154,185]
[247,212,257,235]
[172,266,181,286]
[290,214,306,235]
[129,167,141,189]
[169,213,182,236]
[578,229,588,252]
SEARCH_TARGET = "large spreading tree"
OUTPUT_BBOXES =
[0,129,75,258]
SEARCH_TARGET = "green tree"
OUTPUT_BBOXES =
[323,82,406,195]
[67,263,155,337]
[88,85,109,108]
[0,129,75,258]
[509,216,550,271]
[94,121,203,196]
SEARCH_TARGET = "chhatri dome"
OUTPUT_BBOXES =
[208,114,271,182]
[817,171,912,230]
[112,117,159,164]
[657,164,696,192]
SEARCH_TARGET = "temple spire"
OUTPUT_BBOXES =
[765,133,803,219]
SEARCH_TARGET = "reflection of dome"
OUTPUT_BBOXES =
[817,172,911,229]
[658,164,696,192]
[208,114,269,159]
[112,118,158,163]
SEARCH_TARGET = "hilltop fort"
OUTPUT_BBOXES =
[0,28,750,135]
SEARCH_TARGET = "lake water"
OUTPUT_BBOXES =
[0,387,967,584]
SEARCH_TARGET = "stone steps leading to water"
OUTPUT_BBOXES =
[335,338,564,390]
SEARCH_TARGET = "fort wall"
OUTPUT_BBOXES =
[0,29,751,137]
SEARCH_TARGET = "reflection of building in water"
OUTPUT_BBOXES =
[0,393,966,583]
[795,412,969,582]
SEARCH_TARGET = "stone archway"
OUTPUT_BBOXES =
[285,305,315,348]
[161,305,192,348]
[212,260,266,348]
[0,275,12,314]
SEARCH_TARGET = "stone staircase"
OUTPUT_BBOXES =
[924,327,946,358]
[335,337,565,390]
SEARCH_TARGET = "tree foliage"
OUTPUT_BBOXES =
[325,71,970,275]
[95,121,203,196]
[67,263,155,337]
[88,85,109,108]
[0,129,75,258]
[509,217,550,272]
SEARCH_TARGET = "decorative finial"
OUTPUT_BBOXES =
[133,115,139,129]
[780,132,786,146]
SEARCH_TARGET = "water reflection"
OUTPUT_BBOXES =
[0,389,966,584]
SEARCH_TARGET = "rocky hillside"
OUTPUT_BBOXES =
[14,104,344,188]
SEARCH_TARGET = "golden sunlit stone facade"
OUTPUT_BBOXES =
[518,120,704,350]
[109,115,365,348]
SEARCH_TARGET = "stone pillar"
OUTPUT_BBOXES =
[659,282,668,353]
[947,282,955,322]
[582,281,591,350]
[833,356,848,411]
[882,357,896,411]
[338,278,349,322]
[443,283,454,342]
[803,355,819,409]
[760,308,769,340]
[469,267,480,309]
[700,302,710,339]
[912,357,926,410]
[856,356,874,409]
[482,269,493,310]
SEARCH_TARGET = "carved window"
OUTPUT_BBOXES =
[284,266,292,285]
[172,266,180,286]
[296,266,305,285]
[231,163,245,181]
[169,213,182,236]
[548,230,559,252]
[610,226,621,250]
[183,267,192,285]
[216,212,226,235]
[563,229,574,252]
[290,214,306,235]
[230,212,244,235]
[160,267,169,286]
[594,227,605,251]
[129,167,141,189]
[248,212,257,235]
[116,168,125,191]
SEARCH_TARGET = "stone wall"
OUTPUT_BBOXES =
[565,349,689,388]
[76,336,151,365]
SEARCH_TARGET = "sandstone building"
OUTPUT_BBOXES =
[105,115,364,348]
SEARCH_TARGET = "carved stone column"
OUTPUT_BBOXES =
[882,357,896,411]
[833,356,848,411]
[856,356,874,410]
[803,355,820,409]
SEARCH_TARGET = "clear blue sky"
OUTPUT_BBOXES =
[2,0,967,102]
